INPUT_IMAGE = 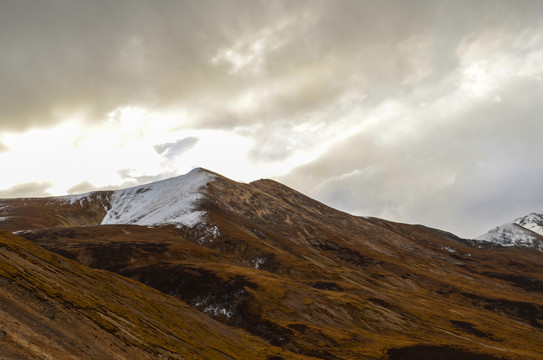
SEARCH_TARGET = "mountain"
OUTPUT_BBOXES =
[2,168,543,359]
[514,213,543,236]
[0,168,213,232]
[101,168,213,227]
[476,213,543,250]
[0,231,303,360]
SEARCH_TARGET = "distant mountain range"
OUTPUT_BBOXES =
[1,168,542,359]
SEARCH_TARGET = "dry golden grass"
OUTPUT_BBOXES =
[0,231,315,360]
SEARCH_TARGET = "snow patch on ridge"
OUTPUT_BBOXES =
[101,168,214,228]
[475,211,543,250]
[251,256,266,269]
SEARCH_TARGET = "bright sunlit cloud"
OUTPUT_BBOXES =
[0,106,330,196]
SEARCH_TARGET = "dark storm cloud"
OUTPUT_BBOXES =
[0,182,53,198]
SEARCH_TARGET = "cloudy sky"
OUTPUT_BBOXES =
[1,0,543,238]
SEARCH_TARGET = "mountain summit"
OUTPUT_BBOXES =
[0,167,218,232]
[476,212,543,250]
[101,167,214,227]
[514,212,543,236]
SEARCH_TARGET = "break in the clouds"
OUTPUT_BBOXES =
[1,0,543,238]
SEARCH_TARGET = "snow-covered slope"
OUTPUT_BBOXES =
[475,212,543,251]
[514,213,543,236]
[101,168,214,227]
[476,223,539,247]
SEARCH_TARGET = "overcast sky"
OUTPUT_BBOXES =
[1,0,543,238]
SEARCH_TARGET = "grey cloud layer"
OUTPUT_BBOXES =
[4,0,538,131]
[2,0,543,237]
[281,77,543,237]
[0,182,52,198]
[0,0,309,130]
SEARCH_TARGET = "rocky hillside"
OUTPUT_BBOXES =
[2,168,543,359]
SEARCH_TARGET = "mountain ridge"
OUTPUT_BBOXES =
[1,168,543,359]
[514,212,543,236]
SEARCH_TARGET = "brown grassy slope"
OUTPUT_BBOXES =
[0,192,111,231]
[197,177,543,359]
[21,220,543,359]
[0,231,313,360]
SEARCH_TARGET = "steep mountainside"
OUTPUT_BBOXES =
[101,169,214,227]
[0,231,303,360]
[1,168,543,359]
[514,213,543,235]
[476,213,543,250]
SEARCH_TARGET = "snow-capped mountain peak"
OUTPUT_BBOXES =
[513,212,543,236]
[475,211,543,251]
[101,167,215,227]
[475,223,539,246]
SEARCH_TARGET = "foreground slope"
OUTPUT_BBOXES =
[0,231,309,360]
[3,168,543,359]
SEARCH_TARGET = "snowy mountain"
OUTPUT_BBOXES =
[0,168,218,232]
[514,212,543,236]
[475,212,543,251]
[101,167,214,227]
